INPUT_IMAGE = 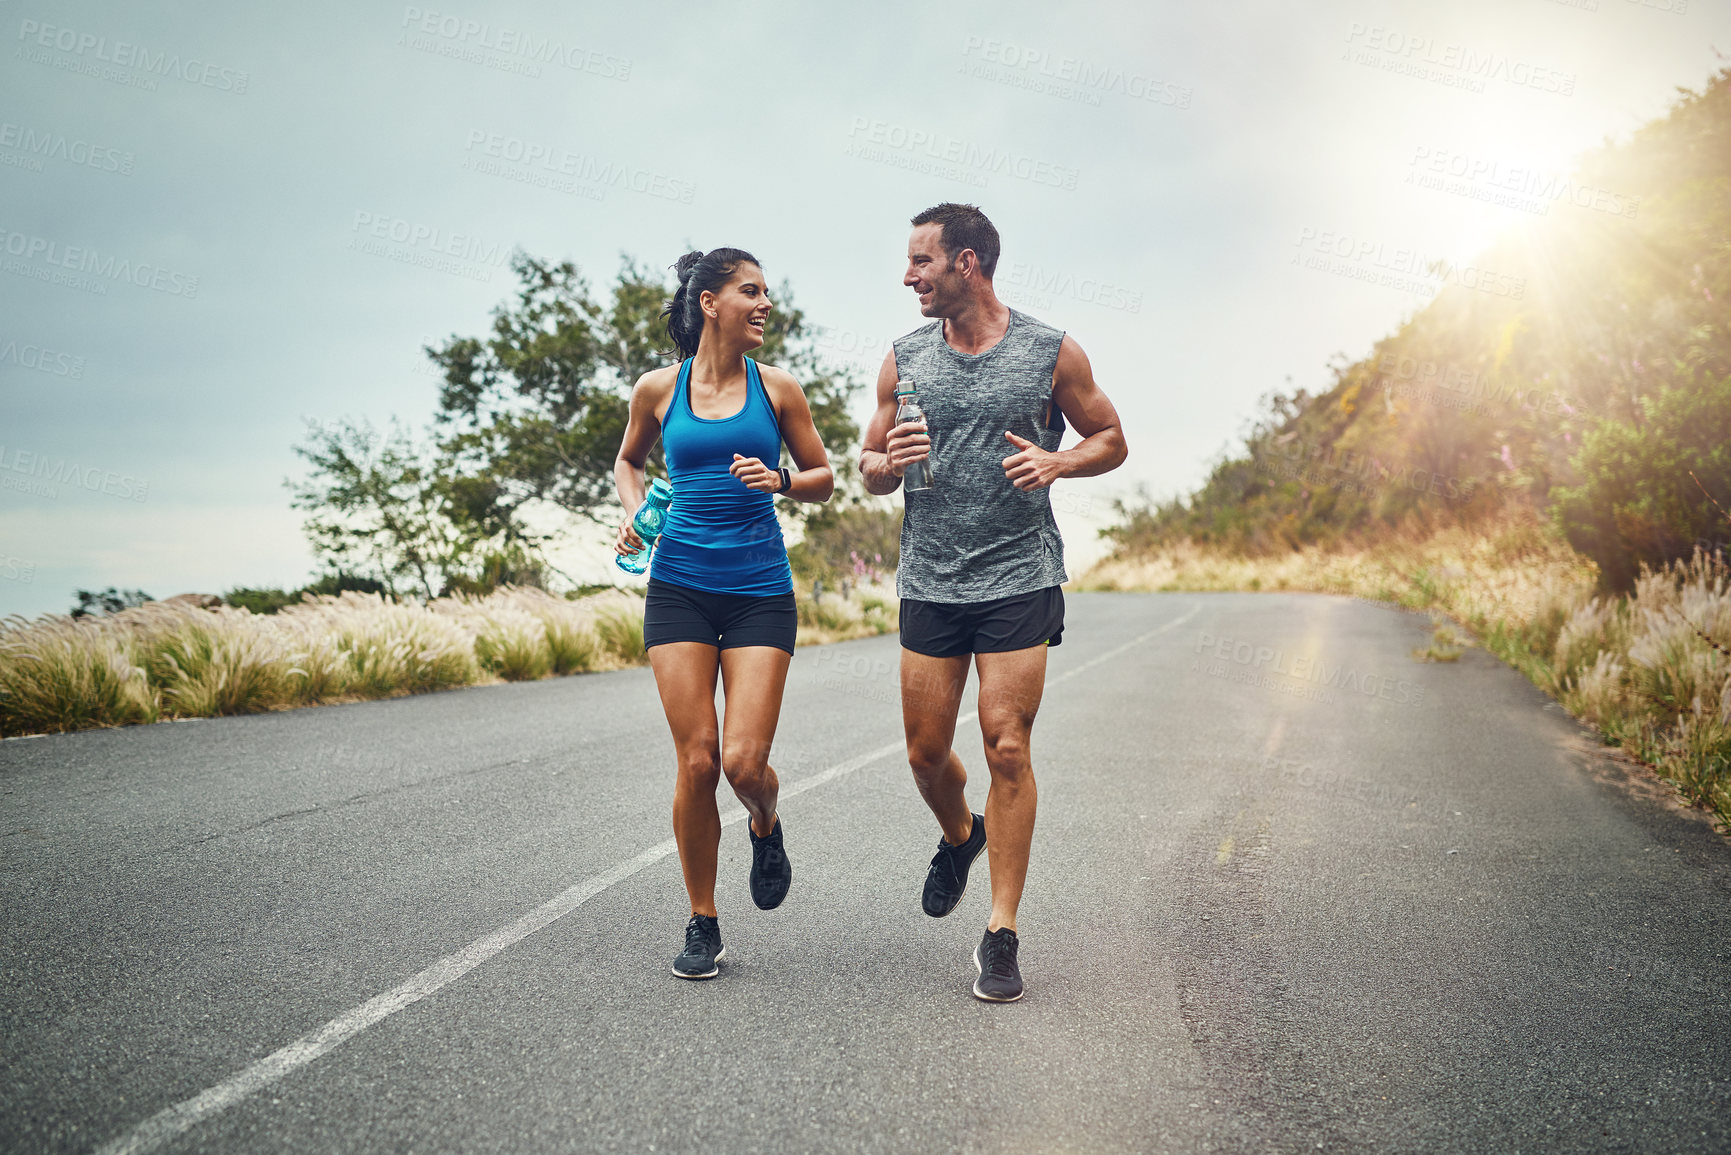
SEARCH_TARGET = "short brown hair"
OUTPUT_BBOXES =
[911,203,1000,279]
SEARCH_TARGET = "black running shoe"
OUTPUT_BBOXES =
[671,914,724,979]
[973,926,1023,1002]
[749,816,791,910]
[922,812,986,918]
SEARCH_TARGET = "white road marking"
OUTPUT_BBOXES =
[94,601,1200,1155]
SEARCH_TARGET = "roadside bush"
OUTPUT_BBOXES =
[225,573,387,615]
[0,616,156,733]
[435,593,554,682]
[129,603,300,717]
[789,504,900,586]
[594,606,646,665]
[314,594,478,697]
[0,588,651,737]
[70,588,152,618]
[1552,375,1731,592]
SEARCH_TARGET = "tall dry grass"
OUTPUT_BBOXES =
[1552,556,1731,820]
[797,582,898,646]
[0,587,651,738]
[1082,510,1731,827]
[0,581,897,739]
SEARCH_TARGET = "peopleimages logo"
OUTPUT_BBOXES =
[1260,754,1473,823]
[845,117,1080,190]
[1406,146,1639,220]
[1193,631,1427,705]
[1364,352,1601,422]
[0,227,199,297]
[398,7,631,80]
[347,211,512,283]
[16,19,250,93]
[1342,22,1575,97]
[461,130,695,204]
[0,339,85,378]
[958,36,1192,110]
[0,119,135,175]
[999,260,1143,314]
[0,445,149,502]
[1293,227,1526,301]
[1257,434,1477,503]
[811,325,895,373]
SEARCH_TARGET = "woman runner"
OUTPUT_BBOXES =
[613,248,835,979]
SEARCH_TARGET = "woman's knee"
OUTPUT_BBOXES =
[722,737,773,793]
[676,746,721,789]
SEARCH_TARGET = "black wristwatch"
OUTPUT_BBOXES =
[777,467,792,494]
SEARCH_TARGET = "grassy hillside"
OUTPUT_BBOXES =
[1112,68,1730,590]
[1096,69,1731,829]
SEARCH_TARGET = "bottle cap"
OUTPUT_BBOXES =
[648,477,674,504]
[894,381,917,397]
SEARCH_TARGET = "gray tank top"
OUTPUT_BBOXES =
[891,307,1069,603]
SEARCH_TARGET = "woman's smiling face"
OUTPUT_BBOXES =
[702,262,771,350]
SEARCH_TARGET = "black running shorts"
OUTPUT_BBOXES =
[898,586,1065,658]
[643,577,798,655]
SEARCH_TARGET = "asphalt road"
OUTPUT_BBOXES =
[3,593,1728,1154]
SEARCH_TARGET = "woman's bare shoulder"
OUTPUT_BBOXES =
[632,364,680,402]
[754,362,806,396]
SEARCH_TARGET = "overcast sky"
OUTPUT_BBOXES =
[1,0,1724,616]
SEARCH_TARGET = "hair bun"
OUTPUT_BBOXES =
[672,250,705,283]
[660,246,759,362]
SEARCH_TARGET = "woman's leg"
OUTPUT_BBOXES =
[718,646,793,836]
[649,641,723,917]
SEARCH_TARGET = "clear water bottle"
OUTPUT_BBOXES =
[616,478,674,575]
[894,383,934,492]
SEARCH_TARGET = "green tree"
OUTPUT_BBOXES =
[70,588,152,617]
[1551,375,1731,591]
[288,418,525,600]
[429,253,864,532]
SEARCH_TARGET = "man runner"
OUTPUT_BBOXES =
[859,204,1128,1002]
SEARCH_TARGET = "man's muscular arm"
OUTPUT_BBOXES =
[1001,334,1128,490]
[859,350,929,495]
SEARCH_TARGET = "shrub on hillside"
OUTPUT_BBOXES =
[70,588,153,618]
[788,504,901,587]
[1552,375,1731,591]
[225,573,388,615]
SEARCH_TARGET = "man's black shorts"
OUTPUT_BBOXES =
[898,586,1065,658]
[643,577,797,655]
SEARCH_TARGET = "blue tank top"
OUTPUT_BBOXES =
[651,357,794,596]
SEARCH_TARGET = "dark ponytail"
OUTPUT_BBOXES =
[662,247,760,361]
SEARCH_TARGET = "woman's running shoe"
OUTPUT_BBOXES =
[749,816,792,910]
[972,926,1023,1002]
[672,914,725,979]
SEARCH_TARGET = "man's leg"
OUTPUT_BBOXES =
[901,649,973,845]
[973,645,1047,933]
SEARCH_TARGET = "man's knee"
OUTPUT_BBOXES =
[907,737,953,784]
[982,726,1032,776]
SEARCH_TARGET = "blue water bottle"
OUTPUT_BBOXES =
[616,478,674,575]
